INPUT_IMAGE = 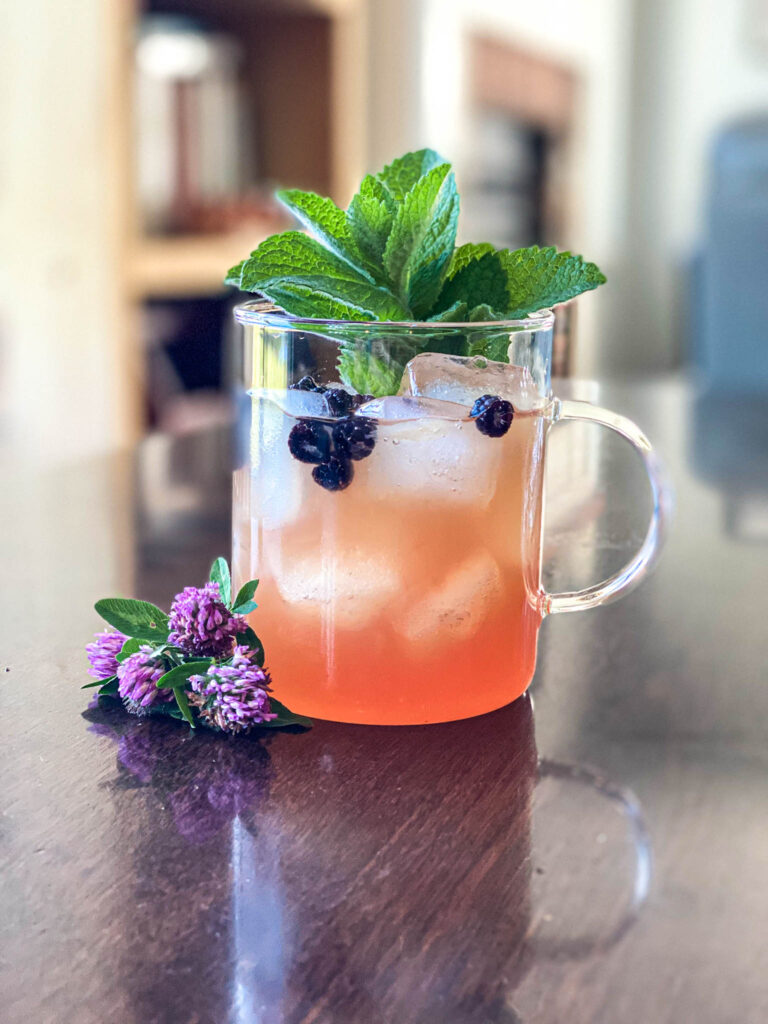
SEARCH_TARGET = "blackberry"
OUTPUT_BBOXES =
[348,393,375,409]
[291,375,319,391]
[470,394,498,418]
[470,393,514,438]
[312,455,353,491]
[287,420,332,463]
[333,416,377,460]
[325,387,355,417]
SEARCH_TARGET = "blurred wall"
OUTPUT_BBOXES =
[0,0,133,462]
[367,0,635,378]
[616,0,768,374]
[369,0,768,377]
[4,0,765,465]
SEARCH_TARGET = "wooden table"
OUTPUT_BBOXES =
[2,379,767,1024]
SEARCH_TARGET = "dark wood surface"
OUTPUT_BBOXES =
[2,378,767,1024]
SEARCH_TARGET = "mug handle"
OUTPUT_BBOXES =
[541,398,672,615]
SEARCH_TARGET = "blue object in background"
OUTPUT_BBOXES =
[699,116,768,390]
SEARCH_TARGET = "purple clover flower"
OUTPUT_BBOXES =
[117,646,173,713]
[168,582,247,658]
[86,629,127,679]
[189,645,276,734]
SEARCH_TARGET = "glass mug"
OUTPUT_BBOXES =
[232,301,666,725]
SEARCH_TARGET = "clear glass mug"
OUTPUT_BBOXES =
[232,301,667,725]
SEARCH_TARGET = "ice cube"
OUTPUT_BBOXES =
[393,550,503,648]
[256,387,333,419]
[358,411,502,505]
[400,352,540,412]
[356,395,468,422]
[267,544,401,630]
[249,396,307,530]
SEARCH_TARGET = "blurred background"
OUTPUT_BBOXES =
[2,0,768,461]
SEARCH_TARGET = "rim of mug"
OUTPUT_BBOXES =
[234,299,555,332]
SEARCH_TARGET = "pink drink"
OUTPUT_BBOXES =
[233,361,548,724]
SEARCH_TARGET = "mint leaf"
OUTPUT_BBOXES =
[422,333,469,358]
[428,300,468,322]
[335,331,421,397]
[277,189,367,271]
[232,578,259,615]
[265,284,383,322]
[383,163,459,316]
[446,242,495,277]
[467,329,512,363]
[498,246,606,317]
[468,303,498,322]
[224,258,246,287]
[405,178,460,318]
[346,175,396,273]
[433,244,605,320]
[235,231,409,321]
[376,148,447,201]
[209,556,231,607]
[338,347,405,398]
[156,660,212,689]
[94,598,169,644]
[434,247,508,317]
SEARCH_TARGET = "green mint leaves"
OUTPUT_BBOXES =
[383,162,459,318]
[376,148,448,201]
[227,231,409,322]
[436,244,607,320]
[226,148,605,323]
[347,174,396,269]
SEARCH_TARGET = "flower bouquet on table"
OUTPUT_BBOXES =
[84,557,311,734]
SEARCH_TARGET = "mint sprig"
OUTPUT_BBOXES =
[226,147,605,395]
[227,147,604,324]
